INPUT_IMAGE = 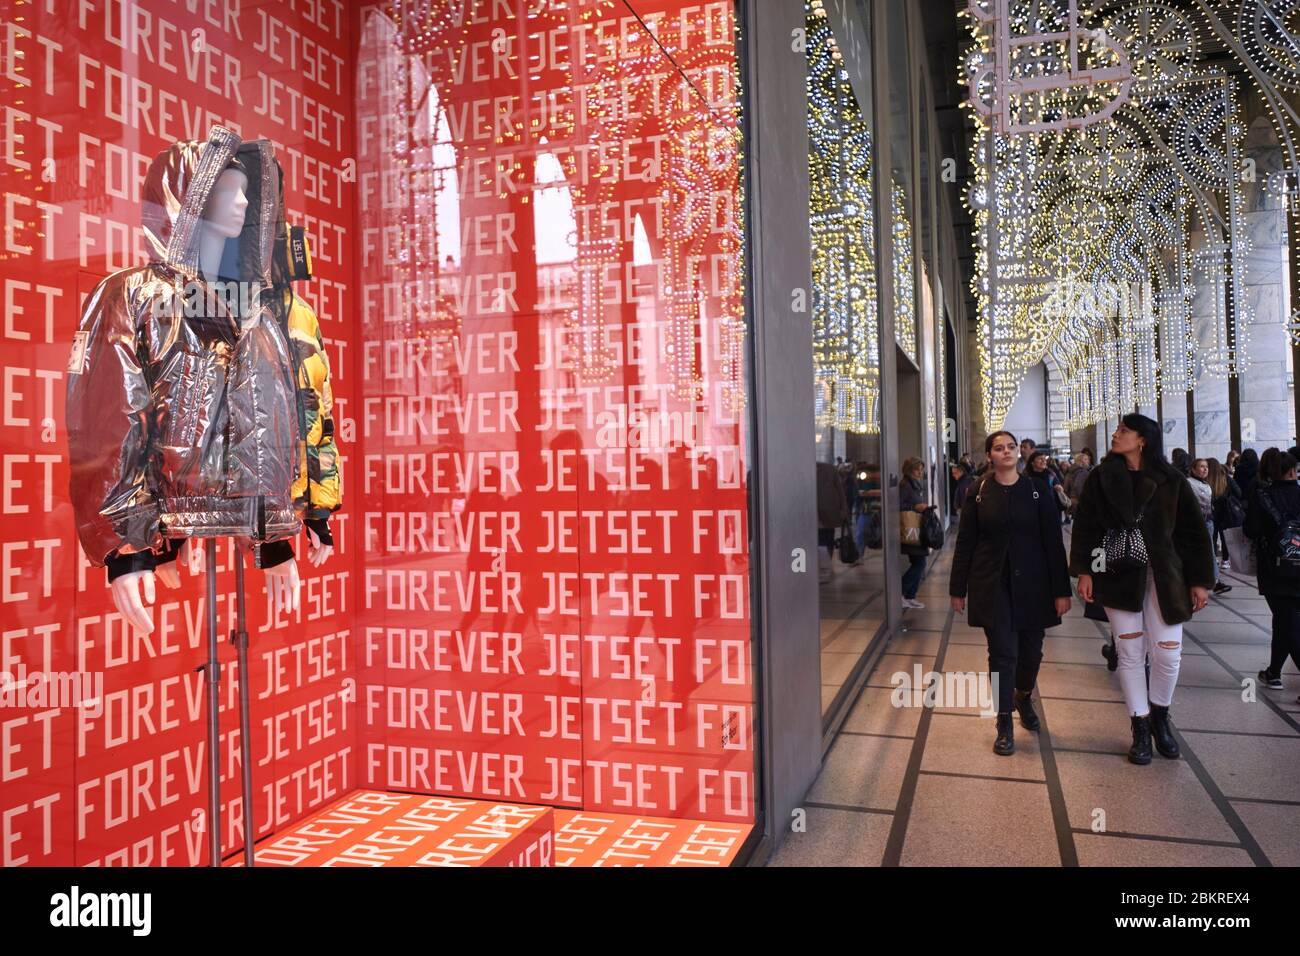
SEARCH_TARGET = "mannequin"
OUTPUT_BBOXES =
[104,165,317,632]
[67,127,343,866]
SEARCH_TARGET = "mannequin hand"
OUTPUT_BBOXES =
[265,558,301,615]
[1077,574,1093,603]
[1055,596,1072,616]
[950,596,966,614]
[155,562,181,589]
[155,540,187,589]
[1190,586,1209,612]
[306,526,333,569]
[110,570,157,634]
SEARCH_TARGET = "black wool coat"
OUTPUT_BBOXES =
[949,473,1072,629]
[1068,454,1216,624]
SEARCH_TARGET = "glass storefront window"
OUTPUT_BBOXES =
[806,0,886,719]
[0,0,757,867]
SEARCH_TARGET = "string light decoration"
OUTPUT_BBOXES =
[893,182,919,362]
[962,0,1268,430]
[807,3,882,434]
[372,0,749,412]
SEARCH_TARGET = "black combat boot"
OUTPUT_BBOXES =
[1148,702,1180,759]
[993,712,1015,755]
[1013,688,1040,731]
[1128,714,1153,765]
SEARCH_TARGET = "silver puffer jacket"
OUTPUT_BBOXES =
[67,126,302,567]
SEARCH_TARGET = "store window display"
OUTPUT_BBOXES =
[64,127,342,865]
[1,0,757,867]
[66,128,340,629]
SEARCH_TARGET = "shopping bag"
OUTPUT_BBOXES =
[1222,526,1257,576]
[900,510,923,548]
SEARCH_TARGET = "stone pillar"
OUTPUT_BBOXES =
[1238,115,1291,453]
[1190,222,1233,461]
[1163,402,1190,456]
[1043,358,1071,454]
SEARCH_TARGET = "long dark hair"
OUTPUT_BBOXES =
[1120,413,1164,470]
[1236,448,1260,485]
[1259,447,1281,484]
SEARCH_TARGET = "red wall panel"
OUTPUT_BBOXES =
[0,0,360,865]
[0,0,754,866]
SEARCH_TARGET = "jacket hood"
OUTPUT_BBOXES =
[141,126,279,291]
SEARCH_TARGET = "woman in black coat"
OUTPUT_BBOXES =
[1071,414,1215,765]
[899,457,930,609]
[950,462,973,515]
[1235,448,1260,500]
[1243,452,1300,701]
[950,430,1072,756]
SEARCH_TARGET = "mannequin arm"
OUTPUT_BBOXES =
[67,275,163,564]
[109,569,157,633]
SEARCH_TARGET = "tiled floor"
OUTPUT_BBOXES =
[819,547,886,716]
[771,536,1300,866]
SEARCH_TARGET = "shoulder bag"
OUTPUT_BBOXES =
[1101,505,1148,572]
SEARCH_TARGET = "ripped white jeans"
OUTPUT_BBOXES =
[1103,568,1183,716]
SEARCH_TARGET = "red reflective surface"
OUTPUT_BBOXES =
[0,0,752,866]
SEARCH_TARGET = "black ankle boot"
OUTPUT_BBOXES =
[1128,715,1153,765]
[1148,703,1180,758]
[993,712,1015,755]
[1014,689,1040,731]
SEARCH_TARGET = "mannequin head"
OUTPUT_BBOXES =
[203,166,249,239]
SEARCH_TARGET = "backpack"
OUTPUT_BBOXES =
[1217,491,1246,530]
[1254,489,1300,577]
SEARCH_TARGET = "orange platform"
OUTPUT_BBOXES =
[229,791,751,867]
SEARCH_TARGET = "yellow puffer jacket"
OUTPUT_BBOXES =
[287,295,342,521]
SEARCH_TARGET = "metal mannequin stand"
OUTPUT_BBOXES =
[198,538,257,868]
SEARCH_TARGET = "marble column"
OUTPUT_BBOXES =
[1237,115,1292,452]
[1190,218,1233,461]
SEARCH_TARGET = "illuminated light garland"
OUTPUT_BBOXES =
[807,6,881,434]
[375,0,749,410]
[963,0,1268,430]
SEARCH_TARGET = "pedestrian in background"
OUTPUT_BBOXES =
[1236,448,1260,500]
[1063,450,1093,523]
[1171,448,1191,476]
[1188,459,1221,592]
[899,457,930,609]
[1208,457,1243,573]
[1245,451,1300,703]
[1026,449,1066,522]
[951,461,974,515]
[1017,438,1036,474]
[1258,447,1281,489]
